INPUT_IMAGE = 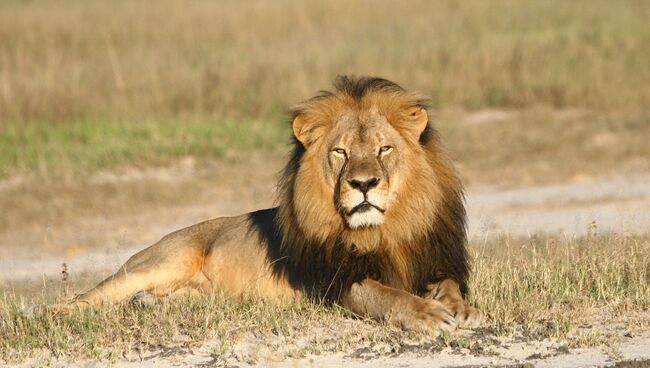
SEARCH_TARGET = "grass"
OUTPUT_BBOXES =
[472,232,650,336]
[0,119,288,179]
[1,0,649,124]
[1,233,648,364]
[1,0,649,182]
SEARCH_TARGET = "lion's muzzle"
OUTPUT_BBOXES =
[339,171,390,229]
[347,177,380,194]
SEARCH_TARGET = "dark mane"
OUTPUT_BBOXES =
[333,75,405,99]
[249,76,469,303]
[249,207,387,301]
[291,75,430,120]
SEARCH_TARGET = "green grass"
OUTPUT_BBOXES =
[1,233,648,363]
[0,119,289,179]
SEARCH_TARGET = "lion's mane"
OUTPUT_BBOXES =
[249,76,468,302]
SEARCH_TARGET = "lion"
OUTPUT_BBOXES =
[58,76,482,332]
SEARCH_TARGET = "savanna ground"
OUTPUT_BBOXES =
[1,1,649,367]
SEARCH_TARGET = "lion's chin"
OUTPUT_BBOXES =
[346,209,385,229]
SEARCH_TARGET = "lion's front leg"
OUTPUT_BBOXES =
[341,278,457,334]
[424,279,483,329]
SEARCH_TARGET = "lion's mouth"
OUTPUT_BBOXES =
[346,201,385,216]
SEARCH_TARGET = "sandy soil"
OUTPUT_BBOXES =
[10,330,650,368]
[468,174,650,238]
[1,163,649,367]
[126,334,650,368]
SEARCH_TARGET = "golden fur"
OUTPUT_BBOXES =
[56,76,482,332]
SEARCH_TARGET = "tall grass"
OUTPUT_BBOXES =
[1,0,649,125]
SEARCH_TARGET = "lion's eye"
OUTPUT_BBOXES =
[379,146,393,155]
[332,148,347,157]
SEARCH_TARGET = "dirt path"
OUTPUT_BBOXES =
[12,331,650,368]
[2,174,649,283]
[111,330,650,368]
[123,338,650,368]
[467,174,650,237]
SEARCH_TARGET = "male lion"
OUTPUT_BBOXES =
[61,76,481,332]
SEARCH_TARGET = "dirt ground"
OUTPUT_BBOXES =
[13,331,650,368]
[1,158,649,367]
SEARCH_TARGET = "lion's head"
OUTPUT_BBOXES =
[271,76,468,300]
[292,84,428,230]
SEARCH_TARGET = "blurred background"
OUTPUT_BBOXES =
[1,0,649,295]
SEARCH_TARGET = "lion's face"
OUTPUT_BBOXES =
[324,109,405,228]
[293,101,430,230]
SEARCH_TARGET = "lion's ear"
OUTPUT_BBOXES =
[402,107,429,139]
[292,115,322,147]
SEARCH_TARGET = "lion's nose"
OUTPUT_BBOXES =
[348,177,380,194]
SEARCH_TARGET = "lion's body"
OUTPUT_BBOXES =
[65,77,481,332]
[76,213,299,304]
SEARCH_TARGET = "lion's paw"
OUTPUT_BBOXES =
[453,303,483,329]
[425,280,483,329]
[396,298,458,334]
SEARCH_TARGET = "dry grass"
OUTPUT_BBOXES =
[1,233,648,363]
[1,0,649,182]
[472,232,650,336]
[1,0,648,124]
